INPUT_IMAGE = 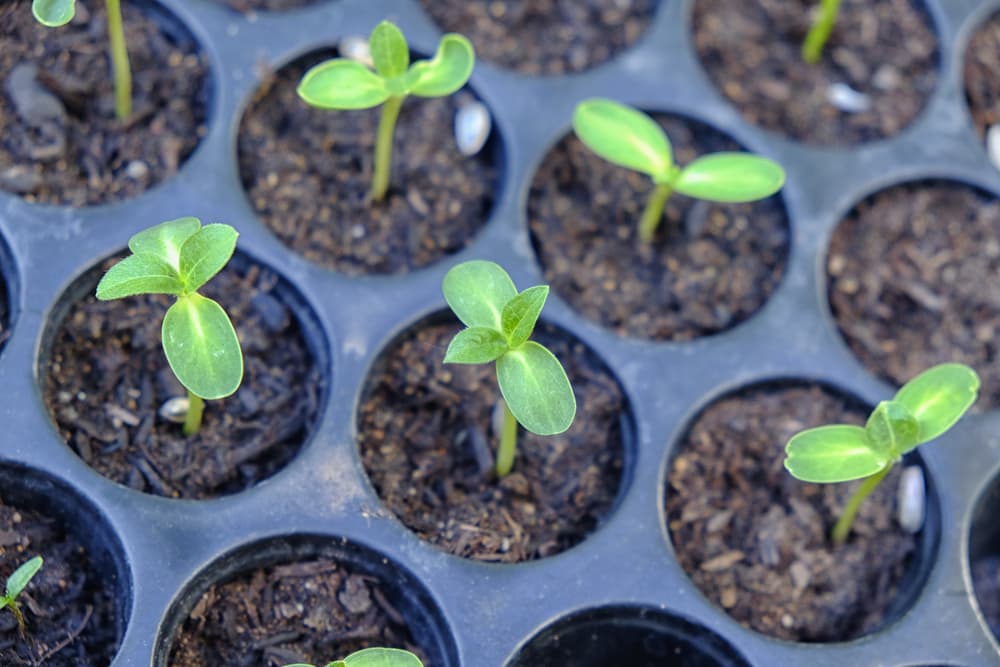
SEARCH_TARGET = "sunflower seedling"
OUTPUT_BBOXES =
[442,260,576,478]
[802,0,840,64]
[1,555,43,633]
[284,647,423,667]
[96,217,244,435]
[297,20,475,201]
[572,98,785,244]
[785,363,979,545]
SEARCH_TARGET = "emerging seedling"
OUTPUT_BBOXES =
[442,260,576,478]
[96,217,244,435]
[297,20,475,201]
[284,647,423,667]
[572,98,785,244]
[1,555,43,633]
[31,0,133,120]
[802,0,840,64]
[785,363,979,545]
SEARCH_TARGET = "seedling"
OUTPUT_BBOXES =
[284,647,423,667]
[785,363,979,545]
[802,0,840,64]
[1,555,43,633]
[572,98,785,244]
[442,260,576,477]
[96,217,244,435]
[297,20,475,201]
[31,0,133,120]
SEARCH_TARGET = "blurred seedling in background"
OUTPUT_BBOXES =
[802,0,840,64]
[284,647,424,667]
[1,555,43,634]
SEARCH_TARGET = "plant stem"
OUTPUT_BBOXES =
[495,399,518,478]
[371,95,404,201]
[638,182,673,244]
[802,0,841,64]
[183,389,204,436]
[831,464,892,545]
[106,0,132,120]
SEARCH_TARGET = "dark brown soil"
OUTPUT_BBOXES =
[666,384,917,642]
[964,12,1000,140]
[827,181,1000,410]
[0,498,119,666]
[169,557,429,667]
[417,0,658,76]
[359,321,627,562]
[43,258,322,499]
[528,113,788,341]
[692,0,938,145]
[238,51,496,275]
[972,555,1000,641]
[0,0,208,205]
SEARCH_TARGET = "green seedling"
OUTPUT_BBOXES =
[96,217,244,435]
[572,98,785,244]
[296,20,475,202]
[1,555,43,633]
[284,647,424,667]
[442,260,576,478]
[802,0,840,64]
[785,363,979,545]
[31,0,132,120]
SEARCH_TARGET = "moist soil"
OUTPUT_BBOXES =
[238,51,496,276]
[827,181,1000,410]
[964,12,1000,141]
[692,0,938,145]
[528,113,788,341]
[417,0,658,76]
[0,0,208,205]
[358,321,626,562]
[666,384,917,642]
[169,557,428,667]
[43,259,322,500]
[0,499,119,666]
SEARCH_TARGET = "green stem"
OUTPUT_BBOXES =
[802,0,841,64]
[371,95,404,201]
[182,389,204,436]
[638,182,673,244]
[831,464,892,545]
[495,399,518,478]
[106,0,132,120]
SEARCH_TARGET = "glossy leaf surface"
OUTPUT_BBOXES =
[342,647,425,666]
[297,59,390,109]
[893,363,980,446]
[96,253,183,299]
[443,327,508,364]
[673,153,785,202]
[784,424,888,483]
[179,224,238,292]
[442,260,516,330]
[497,341,575,435]
[864,400,918,458]
[501,285,548,348]
[408,34,475,97]
[32,0,74,26]
[128,217,201,270]
[162,294,243,400]
[370,21,409,78]
[572,98,672,180]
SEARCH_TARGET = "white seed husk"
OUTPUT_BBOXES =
[826,82,872,113]
[159,396,190,424]
[339,35,373,68]
[987,125,1000,172]
[897,465,925,534]
[455,101,491,156]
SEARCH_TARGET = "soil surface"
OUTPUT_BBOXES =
[972,555,1000,641]
[692,0,938,145]
[964,12,1000,140]
[238,51,496,275]
[417,0,658,75]
[666,384,918,641]
[43,259,322,499]
[0,0,208,205]
[827,181,1000,410]
[169,557,429,667]
[0,498,119,666]
[528,113,788,341]
[359,321,627,562]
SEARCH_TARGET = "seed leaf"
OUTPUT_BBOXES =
[128,217,201,271]
[864,400,918,458]
[162,294,243,400]
[32,0,74,26]
[5,556,42,600]
[497,341,575,435]
[442,260,517,330]
[501,286,548,348]
[408,34,475,97]
[893,363,980,446]
[369,21,409,79]
[342,647,424,666]
[572,98,673,181]
[784,424,888,483]
[179,224,238,292]
[444,327,508,364]
[96,253,183,299]
[297,59,391,109]
[673,153,785,202]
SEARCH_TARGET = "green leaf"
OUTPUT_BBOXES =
[496,341,576,436]
[572,98,673,182]
[280,664,315,667]
[32,0,74,26]
[444,327,508,364]
[784,425,888,483]
[864,400,918,458]
[162,294,243,400]
[5,556,42,600]
[297,59,390,110]
[370,21,409,79]
[408,33,475,97]
[673,153,785,202]
[96,253,183,299]
[893,363,980,447]
[501,286,548,348]
[442,260,517,330]
[179,224,238,293]
[128,217,202,271]
[343,647,424,666]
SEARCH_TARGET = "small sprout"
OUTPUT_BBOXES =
[1,555,43,634]
[784,363,979,545]
[284,647,424,667]
[96,217,244,435]
[297,20,475,201]
[802,0,840,64]
[572,99,785,244]
[442,260,576,478]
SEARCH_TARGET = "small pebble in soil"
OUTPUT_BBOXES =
[454,100,491,156]
[826,82,872,113]
[897,465,925,534]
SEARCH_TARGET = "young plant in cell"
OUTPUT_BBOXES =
[441,260,576,478]
[572,98,786,244]
[802,0,841,64]
[1,555,43,633]
[31,0,133,120]
[96,217,244,435]
[296,20,475,201]
[785,363,979,545]
[283,647,424,667]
